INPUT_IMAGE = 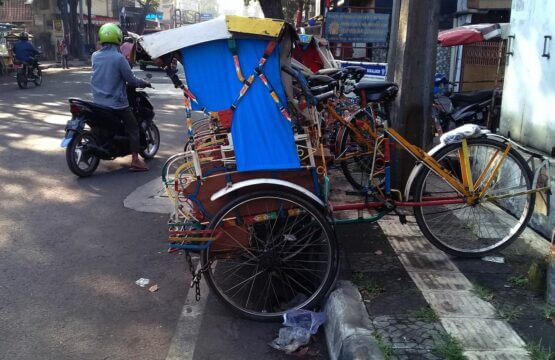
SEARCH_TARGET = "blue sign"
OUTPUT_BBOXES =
[145,12,163,20]
[325,12,390,43]
[199,13,213,22]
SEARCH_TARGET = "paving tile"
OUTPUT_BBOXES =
[408,272,474,292]
[441,318,526,351]
[463,350,530,360]
[421,291,497,318]
[387,235,443,254]
[398,252,459,273]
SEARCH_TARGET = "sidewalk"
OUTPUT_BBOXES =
[324,171,554,360]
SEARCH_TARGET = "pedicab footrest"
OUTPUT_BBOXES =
[167,229,222,251]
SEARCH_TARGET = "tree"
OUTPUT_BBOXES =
[57,0,84,59]
[135,0,160,35]
[86,0,92,45]
[245,0,308,22]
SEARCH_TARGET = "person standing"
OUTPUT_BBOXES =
[60,40,69,69]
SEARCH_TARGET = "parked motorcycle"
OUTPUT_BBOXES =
[14,56,42,89]
[61,74,160,177]
[432,73,502,135]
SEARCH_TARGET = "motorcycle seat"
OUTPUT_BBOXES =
[355,80,399,102]
[316,68,343,80]
[69,98,121,122]
[450,90,493,104]
[343,66,366,81]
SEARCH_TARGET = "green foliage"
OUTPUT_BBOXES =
[372,331,393,360]
[471,283,495,302]
[436,334,467,360]
[495,305,522,322]
[352,272,384,297]
[410,307,439,323]
[526,341,554,360]
[507,275,528,287]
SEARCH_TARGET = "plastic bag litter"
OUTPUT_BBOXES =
[269,326,311,354]
[269,309,326,353]
[135,278,150,287]
[283,309,326,334]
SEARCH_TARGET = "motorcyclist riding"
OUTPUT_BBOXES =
[91,23,151,172]
[12,31,40,74]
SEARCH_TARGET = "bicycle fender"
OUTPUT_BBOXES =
[403,132,509,200]
[210,178,325,207]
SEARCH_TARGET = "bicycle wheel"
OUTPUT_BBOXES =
[413,137,535,257]
[338,125,375,190]
[201,190,338,321]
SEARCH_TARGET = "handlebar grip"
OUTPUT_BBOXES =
[314,90,335,103]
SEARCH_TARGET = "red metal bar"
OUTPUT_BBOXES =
[330,197,466,212]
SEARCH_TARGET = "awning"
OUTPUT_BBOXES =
[139,15,289,59]
[83,15,119,26]
[438,23,510,47]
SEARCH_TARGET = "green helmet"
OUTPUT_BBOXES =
[98,23,122,45]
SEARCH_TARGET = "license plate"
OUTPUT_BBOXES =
[60,131,74,148]
[65,117,82,131]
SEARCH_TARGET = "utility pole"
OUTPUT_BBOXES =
[387,0,440,189]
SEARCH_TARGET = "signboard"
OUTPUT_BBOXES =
[199,13,213,22]
[325,12,390,43]
[338,60,387,81]
[145,12,163,20]
[53,19,63,36]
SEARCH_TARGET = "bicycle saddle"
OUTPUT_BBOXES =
[316,68,343,80]
[355,81,398,102]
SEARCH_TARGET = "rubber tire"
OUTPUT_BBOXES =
[338,125,373,190]
[201,189,339,322]
[140,123,160,159]
[413,137,535,257]
[33,68,42,86]
[65,132,100,177]
[17,72,28,89]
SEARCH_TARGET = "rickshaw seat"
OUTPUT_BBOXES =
[317,68,343,80]
[308,74,336,86]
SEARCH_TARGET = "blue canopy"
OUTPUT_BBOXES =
[181,38,300,172]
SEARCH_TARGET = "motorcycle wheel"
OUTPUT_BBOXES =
[33,68,42,86]
[66,131,100,177]
[140,123,160,159]
[16,72,28,89]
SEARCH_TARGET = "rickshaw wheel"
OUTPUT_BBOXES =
[202,189,338,321]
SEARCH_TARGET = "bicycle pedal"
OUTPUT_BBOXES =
[397,214,407,224]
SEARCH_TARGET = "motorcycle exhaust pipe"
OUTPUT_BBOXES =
[85,144,112,160]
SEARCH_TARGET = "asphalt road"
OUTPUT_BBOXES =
[0,68,326,359]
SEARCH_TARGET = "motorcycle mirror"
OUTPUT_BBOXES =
[145,73,152,79]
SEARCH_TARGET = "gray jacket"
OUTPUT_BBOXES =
[91,44,146,109]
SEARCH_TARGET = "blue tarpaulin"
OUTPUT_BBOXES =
[180,39,300,172]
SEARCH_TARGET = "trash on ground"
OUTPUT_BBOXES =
[270,309,326,353]
[135,278,150,287]
[149,284,159,292]
[374,250,383,255]
[482,256,505,263]
[283,309,326,334]
[269,326,311,354]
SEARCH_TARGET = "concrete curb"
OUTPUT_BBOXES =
[324,280,384,360]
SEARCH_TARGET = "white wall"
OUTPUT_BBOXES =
[500,0,555,155]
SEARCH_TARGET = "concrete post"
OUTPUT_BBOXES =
[387,0,440,189]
